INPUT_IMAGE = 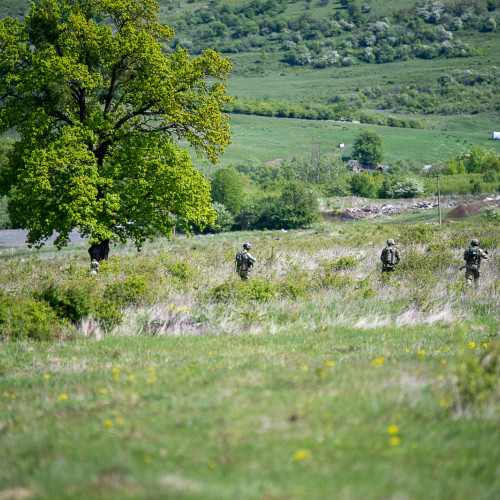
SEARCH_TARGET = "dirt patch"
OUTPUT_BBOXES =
[447,200,500,219]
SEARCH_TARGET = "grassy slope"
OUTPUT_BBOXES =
[1,0,499,167]
[1,216,499,499]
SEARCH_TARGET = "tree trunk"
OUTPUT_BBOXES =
[88,239,110,262]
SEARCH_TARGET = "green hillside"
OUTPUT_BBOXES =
[1,0,499,166]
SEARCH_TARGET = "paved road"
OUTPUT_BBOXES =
[0,229,88,247]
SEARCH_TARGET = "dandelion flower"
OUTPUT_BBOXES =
[3,391,9,398]
[301,365,309,371]
[103,419,113,427]
[372,357,385,367]
[115,418,125,425]
[99,388,107,394]
[388,425,399,435]
[483,343,488,348]
[43,374,50,380]
[58,394,68,400]
[327,361,335,367]
[147,366,155,372]
[389,437,401,446]
[441,359,446,365]
[418,349,425,356]
[468,342,475,349]
[292,450,311,461]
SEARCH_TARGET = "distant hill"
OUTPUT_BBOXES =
[1,0,499,165]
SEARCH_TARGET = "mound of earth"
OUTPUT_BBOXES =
[447,199,500,219]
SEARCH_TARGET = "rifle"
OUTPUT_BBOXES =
[460,266,465,270]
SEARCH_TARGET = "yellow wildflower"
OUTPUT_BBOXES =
[468,342,475,349]
[103,419,113,427]
[441,359,446,365]
[387,425,399,435]
[327,361,335,367]
[58,394,68,400]
[372,356,385,367]
[389,437,401,446]
[99,388,107,394]
[292,449,311,461]
[418,349,425,356]
[43,374,50,380]
[301,365,309,371]
[115,418,125,425]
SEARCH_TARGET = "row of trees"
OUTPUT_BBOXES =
[225,97,425,128]
[206,137,500,232]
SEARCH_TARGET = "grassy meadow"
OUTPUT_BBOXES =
[1,212,499,499]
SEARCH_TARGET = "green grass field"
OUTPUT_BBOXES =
[203,113,500,170]
[1,215,499,499]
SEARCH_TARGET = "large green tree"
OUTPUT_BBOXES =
[352,129,385,167]
[0,0,232,260]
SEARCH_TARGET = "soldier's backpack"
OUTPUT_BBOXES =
[235,251,248,272]
[464,247,480,269]
[381,246,396,265]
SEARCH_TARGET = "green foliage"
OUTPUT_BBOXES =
[210,168,246,216]
[387,178,426,198]
[106,276,149,307]
[211,278,275,302]
[38,283,93,324]
[164,261,195,282]
[350,171,379,198]
[0,292,67,341]
[0,0,231,253]
[454,340,500,410]
[352,129,385,166]
[211,202,235,232]
[276,180,320,229]
[481,205,500,221]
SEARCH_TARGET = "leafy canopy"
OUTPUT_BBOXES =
[352,129,385,166]
[0,0,232,251]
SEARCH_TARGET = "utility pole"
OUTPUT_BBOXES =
[437,174,442,225]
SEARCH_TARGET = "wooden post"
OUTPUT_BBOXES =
[437,174,442,225]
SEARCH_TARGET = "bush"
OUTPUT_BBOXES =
[454,340,500,410]
[481,205,500,221]
[0,293,68,341]
[106,275,148,306]
[387,178,426,198]
[211,279,276,302]
[39,283,92,324]
[352,129,385,166]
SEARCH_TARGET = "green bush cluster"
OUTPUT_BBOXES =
[0,291,68,341]
[454,340,500,410]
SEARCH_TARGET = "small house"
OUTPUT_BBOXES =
[493,132,500,140]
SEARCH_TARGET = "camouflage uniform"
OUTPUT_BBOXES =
[463,239,488,284]
[381,239,400,274]
[236,243,256,281]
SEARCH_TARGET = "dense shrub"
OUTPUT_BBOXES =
[39,283,93,324]
[0,292,68,341]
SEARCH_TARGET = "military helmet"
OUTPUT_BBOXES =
[387,238,395,245]
[471,239,479,246]
[243,242,252,249]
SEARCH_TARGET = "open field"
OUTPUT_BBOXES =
[202,113,500,171]
[1,214,499,499]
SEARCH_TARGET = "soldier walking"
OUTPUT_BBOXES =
[380,238,400,275]
[462,239,488,284]
[235,242,256,281]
